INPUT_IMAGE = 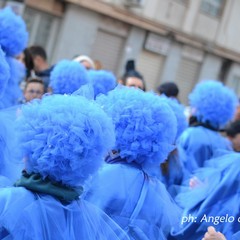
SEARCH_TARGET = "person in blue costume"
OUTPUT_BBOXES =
[169,150,240,239]
[158,96,189,197]
[49,59,89,94]
[177,80,237,173]
[0,7,28,108]
[0,46,12,186]
[84,86,182,240]
[0,94,130,240]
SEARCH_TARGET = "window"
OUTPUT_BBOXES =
[23,7,59,61]
[200,0,225,17]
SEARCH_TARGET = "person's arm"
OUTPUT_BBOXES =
[202,226,226,240]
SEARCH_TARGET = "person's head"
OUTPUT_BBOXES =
[226,120,240,152]
[189,80,237,129]
[120,70,146,91]
[73,55,95,70]
[97,87,177,167]
[157,82,179,99]
[234,100,240,121]
[16,94,115,187]
[28,45,48,72]
[24,78,44,102]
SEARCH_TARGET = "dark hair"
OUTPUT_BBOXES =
[157,82,179,97]
[226,120,240,137]
[29,45,47,61]
[25,77,44,90]
[23,48,34,78]
[122,70,146,91]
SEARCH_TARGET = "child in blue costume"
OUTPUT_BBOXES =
[0,7,28,184]
[0,94,130,240]
[170,151,240,239]
[0,46,12,186]
[84,87,182,240]
[177,80,237,173]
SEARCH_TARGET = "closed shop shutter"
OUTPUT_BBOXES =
[91,30,124,74]
[175,58,200,105]
[137,50,164,91]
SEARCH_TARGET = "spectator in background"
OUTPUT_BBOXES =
[157,82,179,102]
[23,78,44,103]
[28,45,54,91]
[234,99,240,120]
[73,55,95,70]
[94,60,103,70]
[119,60,146,91]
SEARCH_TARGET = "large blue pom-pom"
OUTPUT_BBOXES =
[160,96,187,140]
[189,80,237,128]
[0,47,10,98]
[50,60,89,94]
[97,87,177,165]
[0,7,28,56]
[16,94,115,187]
[88,70,116,98]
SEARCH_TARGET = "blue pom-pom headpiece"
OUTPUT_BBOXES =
[0,47,10,98]
[1,57,23,108]
[160,96,187,140]
[88,70,116,98]
[97,87,177,165]
[0,7,28,56]
[189,80,237,129]
[16,95,115,187]
[50,60,89,94]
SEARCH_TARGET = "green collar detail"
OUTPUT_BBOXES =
[14,171,83,202]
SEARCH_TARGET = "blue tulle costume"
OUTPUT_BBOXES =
[157,96,189,196]
[85,87,182,239]
[0,7,28,108]
[178,80,237,172]
[170,151,240,239]
[0,94,130,240]
[0,46,23,185]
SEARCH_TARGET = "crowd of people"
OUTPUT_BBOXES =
[1,6,240,240]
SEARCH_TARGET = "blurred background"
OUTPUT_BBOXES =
[1,0,240,104]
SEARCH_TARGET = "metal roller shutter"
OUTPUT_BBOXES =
[175,58,200,105]
[137,50,164,91]
[91,30,124,74]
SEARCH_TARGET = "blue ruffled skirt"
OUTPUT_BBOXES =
[0,187,130,240]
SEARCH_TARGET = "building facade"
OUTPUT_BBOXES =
[2,0,240,104]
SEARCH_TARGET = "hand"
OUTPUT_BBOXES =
[189,176,203,189]
[202,226,226,240]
